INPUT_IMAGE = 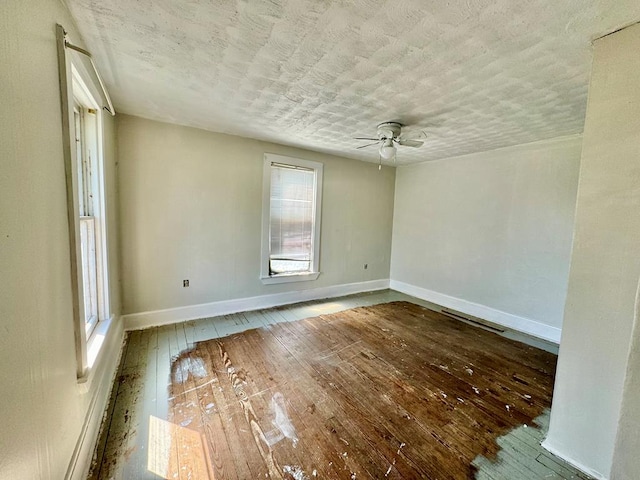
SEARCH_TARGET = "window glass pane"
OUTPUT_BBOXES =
[270,164,314,274]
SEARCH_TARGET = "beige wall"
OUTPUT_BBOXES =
[117,114,395,315]
[544,22,640,479]
[0,1,121,478]
[390,136,581,337]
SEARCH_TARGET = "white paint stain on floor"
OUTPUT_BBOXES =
[385,441,406,476]
[173,356,207,384]
[283,465,309,480]
[271,392,299,447]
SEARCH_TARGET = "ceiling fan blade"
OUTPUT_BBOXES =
[397,138,424,148]
[356,141,381,149]
[400,130,427,141]
[354,137,379,141]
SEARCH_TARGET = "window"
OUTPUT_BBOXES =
[74,101,102,339]
[57,25,112,378]
[261,154,323,284]
[71,68,111,374]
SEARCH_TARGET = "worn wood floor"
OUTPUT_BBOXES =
[90,290,591,479]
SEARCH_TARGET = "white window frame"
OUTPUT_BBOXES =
[57,26,112,379]
[260,154,323,284]
[73,72,109,338]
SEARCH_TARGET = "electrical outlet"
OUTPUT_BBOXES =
[364,263,368,270]
[183,279,189,287]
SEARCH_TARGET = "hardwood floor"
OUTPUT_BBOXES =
[90,290,590,479]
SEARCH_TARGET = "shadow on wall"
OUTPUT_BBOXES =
[611,276,640,479]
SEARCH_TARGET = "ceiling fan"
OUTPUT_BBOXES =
[355,122,426,168]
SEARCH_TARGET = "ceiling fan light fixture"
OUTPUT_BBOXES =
[379,144,397,160]
[355,122,424,166]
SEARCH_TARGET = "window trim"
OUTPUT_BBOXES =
[57,25,111,379]
[260,154,323,284]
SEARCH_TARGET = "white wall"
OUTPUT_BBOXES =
[544,22,640,479]
[390,136,581,341]
[117,115,395,317]
[612,284,640,480]
[0,1,122,478]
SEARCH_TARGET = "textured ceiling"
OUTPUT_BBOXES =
[65,0,640,165]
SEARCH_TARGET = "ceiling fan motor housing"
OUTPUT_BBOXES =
[377,121,402,140]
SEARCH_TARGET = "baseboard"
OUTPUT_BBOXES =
[389,280,561,344]
[66,315,125,480]
[123,279,390,331]
[541,440,607,480]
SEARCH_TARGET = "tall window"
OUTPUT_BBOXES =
[57,23,113,378]
[261,154,323,284]
[70,68,111,373]
[74,103,101,338]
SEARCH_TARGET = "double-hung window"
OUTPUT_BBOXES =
[261,154,323,284]
[57,25,112,378]
[74,102,101,339]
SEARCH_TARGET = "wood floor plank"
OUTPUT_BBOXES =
[182,320,197,348]
[155,326,173,421]
[167,343,213,479]
[149,326,178,476]
[96,330,145,479]
[183,338,240,479]
[201,339,264,478]
[495,435,558,479]
[134,327,159,479]
[165,323,209,479]
[88,333,131,480]
[536,451,586,479]
[120,328,156,480]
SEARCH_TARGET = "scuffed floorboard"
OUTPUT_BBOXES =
[90,291,590,479]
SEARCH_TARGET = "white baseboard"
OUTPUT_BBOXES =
[541,440,607,480]
[123,279,390,331]
[389,280,561,344]
[66,315,125,480]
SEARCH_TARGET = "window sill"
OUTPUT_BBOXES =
[77,315,115,393]
[260,272,320,285]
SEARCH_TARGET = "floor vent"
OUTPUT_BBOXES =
[441,308,505,333]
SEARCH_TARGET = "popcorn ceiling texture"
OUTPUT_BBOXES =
[65,0,640,165]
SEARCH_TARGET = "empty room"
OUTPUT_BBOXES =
[2,1,640,479]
